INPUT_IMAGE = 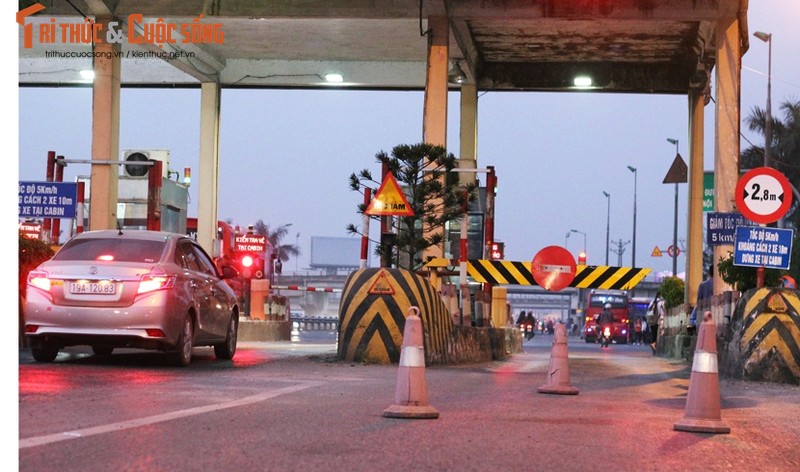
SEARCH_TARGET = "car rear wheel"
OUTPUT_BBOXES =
[170,314,194,367]
[92,346,114,356]
[214,313,238,360]
[32,346,59,363]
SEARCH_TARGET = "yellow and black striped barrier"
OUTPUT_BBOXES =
[425,258,650,290]
[737,288,800,381]
[338,268,453,365]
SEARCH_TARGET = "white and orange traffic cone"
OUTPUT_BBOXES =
[538,323,579,395]
[674,311,730,434]
[383,306,440,419]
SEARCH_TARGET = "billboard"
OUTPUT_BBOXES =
[310,237,362,269]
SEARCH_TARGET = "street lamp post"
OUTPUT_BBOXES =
[626,166,637,268]
[602,191,610,266]
[666,138,680,276]
[570,228,586,258]
[754,31,772,168]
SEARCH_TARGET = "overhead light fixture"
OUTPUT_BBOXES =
[573,76,592,88]
[79,69,95,81]
[324,73,343,83]
[448,61,467,85]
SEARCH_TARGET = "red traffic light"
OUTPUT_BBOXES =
[241,254,255,268]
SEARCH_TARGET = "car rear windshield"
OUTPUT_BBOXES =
[54,238,166,263]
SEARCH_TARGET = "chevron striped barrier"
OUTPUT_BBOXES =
[338,268,453,365]
[425,258,650,290]
[732,288,800,382]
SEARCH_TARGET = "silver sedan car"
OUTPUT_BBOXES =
[24,229,240,366]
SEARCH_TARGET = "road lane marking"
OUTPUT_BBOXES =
[19,380,323,449]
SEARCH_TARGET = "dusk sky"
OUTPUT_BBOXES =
[11,1,800,278]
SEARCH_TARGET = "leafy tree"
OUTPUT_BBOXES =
[716,253,784,293]
[347,143,476,271]
[252,220,299,263]
[659,276,685,309]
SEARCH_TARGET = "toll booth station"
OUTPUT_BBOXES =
[80,149,189,234]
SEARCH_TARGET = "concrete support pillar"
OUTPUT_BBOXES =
[686,90,705,306]
[198,82,221,255]
[423,17,449,147]
[89,17,121,231]
[713,18,742,294]
[458,83,478,186]
[491,286,508,329]
[422,16,449,262]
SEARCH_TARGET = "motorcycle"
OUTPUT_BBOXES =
[519,322,535,341]
[599,325,612,348]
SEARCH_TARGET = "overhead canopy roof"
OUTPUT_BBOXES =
[19,0,747,93]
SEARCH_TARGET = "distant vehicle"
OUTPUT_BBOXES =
[24,229,240,366]
[583,289,630,344]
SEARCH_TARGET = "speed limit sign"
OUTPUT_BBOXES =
[735,167,793,224]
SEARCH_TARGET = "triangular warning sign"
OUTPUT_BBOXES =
[368,270,396,295]
[651,246,663,257]
[365,172,414,216]
[663,153,688,184]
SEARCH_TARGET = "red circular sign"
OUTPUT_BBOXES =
[530,245,577,291]
[735,167,793,224]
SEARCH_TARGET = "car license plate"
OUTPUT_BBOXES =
[69,282,117,295]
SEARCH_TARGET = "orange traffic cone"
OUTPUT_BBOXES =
[674,311,730,434]
[538,323,579,395]
[383,306,439,419]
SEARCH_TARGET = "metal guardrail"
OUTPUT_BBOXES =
[290,316,339,331]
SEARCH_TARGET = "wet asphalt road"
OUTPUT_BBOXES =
[18,329,800,471]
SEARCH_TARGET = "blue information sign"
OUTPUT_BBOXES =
[707,212,750,245]
[18,181,78,219]
[734,226,793,270]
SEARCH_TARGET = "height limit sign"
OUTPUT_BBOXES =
[735,167,792,224]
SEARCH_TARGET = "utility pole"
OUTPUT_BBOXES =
[610,239,630,267]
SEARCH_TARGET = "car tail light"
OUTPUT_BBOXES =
[25,325,39,333]
[145,329,166,337]
[137,270,175,295]
[27,270,51,292]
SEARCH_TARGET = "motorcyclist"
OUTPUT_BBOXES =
[598,303,614,325]
[597,303,614,347]
[524,313,536,340]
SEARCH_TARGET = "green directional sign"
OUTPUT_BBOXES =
[703,171,714,212]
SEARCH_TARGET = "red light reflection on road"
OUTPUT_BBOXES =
[20,368,169,394]
[231,348,274,367]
